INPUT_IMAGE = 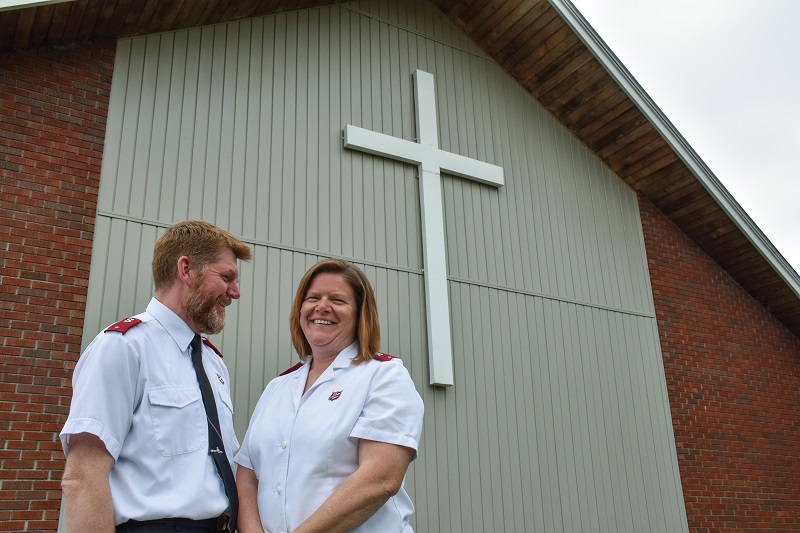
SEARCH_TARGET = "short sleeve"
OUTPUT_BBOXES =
[234,427,254,471]
[234,377,278,471]
[350,360,424,457]
[234,403,258,471]
[60,332,140,460]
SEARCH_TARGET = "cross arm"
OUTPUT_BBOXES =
[344,125,433,166]
[438,150,504,187]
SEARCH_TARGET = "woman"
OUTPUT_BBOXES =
[235,258,424,533]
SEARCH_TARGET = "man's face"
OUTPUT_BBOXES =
[183,248,240,335]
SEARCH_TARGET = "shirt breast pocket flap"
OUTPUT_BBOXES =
[217,388,233,413]
[215,388,239,450]
[148,386,206,457]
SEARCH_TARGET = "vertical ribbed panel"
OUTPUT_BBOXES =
[82,0,687,531]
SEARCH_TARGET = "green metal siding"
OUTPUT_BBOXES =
[77,1,687,531]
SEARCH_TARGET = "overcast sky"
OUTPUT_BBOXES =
[570,0,800,274]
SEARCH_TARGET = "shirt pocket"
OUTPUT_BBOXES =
[148,386,206,457]
[216,388,240,451]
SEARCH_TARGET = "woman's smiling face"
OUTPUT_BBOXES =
[299,272,359,359]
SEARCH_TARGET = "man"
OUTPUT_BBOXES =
[60,220,252,532]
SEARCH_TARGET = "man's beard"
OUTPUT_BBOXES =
[184,279,231,335]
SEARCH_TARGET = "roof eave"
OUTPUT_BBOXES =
[550,0,800,300]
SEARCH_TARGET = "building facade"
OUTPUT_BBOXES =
[1,1,799,532]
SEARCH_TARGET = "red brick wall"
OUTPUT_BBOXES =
[639,195,800,532]
[0,41,114,533]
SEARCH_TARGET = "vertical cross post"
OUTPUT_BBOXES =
[343,70,504,386]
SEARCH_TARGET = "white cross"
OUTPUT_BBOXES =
[343,70,504,386]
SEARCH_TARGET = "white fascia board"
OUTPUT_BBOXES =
[549,0,800,300]
[0,0,73,12]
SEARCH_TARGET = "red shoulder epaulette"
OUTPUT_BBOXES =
[279,362,304,376]
[373,352,398,362]
[202,337,224,358]
[104,317,142,334]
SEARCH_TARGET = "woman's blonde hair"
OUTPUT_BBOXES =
[289,258,380,364]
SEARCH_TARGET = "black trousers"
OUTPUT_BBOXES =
[116,516,227,532]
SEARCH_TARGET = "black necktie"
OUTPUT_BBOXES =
[190,334,238,533]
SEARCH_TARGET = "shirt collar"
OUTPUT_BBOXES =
[296,341,359,376]
[331,342,359,369]
[146,297,196,354]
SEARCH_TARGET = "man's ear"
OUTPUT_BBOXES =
[176,256,193,285]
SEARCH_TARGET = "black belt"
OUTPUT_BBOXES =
[116,515,229,532]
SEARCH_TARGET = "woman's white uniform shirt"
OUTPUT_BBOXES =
[235,342,424,533]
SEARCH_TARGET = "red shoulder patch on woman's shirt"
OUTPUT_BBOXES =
[373,352,397,361]
[104,318,142,334]
[202,337,224,358]
[279,362,304,376]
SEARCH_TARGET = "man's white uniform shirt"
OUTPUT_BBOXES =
[235,343,424,533]
[60,297,238,525]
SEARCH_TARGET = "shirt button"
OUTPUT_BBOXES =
[275,485,283,495]
[280,441,287,449]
